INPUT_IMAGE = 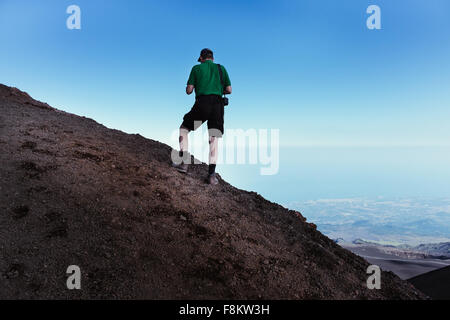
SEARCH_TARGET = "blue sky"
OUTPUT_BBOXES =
[1,0,449,148]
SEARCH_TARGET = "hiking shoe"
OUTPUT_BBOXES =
[172,162,188,173]
[207,173,218,185]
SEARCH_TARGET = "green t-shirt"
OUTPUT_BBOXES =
[187,60,231,97]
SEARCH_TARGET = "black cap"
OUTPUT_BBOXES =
[198,48,214,62]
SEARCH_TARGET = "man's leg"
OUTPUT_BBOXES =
[206,96,223,185]
[179,126,189,157]
[172,125,190,173]
[208,136,218,175]
[206,133,220,185]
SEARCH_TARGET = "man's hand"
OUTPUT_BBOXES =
[224,86,232,94]
[186,85,194,95]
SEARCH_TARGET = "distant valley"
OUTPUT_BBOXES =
[288,197,450,280]
[339,239,450,279]
[288,197,450,246]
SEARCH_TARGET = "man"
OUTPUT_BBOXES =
[173,48,232,185]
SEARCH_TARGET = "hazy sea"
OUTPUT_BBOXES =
[219,146,450,245]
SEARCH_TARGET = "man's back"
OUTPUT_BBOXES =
[187,60,231,97]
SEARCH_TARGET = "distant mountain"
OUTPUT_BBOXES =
[351,239,388,246]
[348,240,450,259]
[341,240,450,280]
[409,266,450,300]
[413,242,450,258]
[0,84,426,299]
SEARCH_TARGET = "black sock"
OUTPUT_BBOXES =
[208,164,216,175]
[179,151,184,158]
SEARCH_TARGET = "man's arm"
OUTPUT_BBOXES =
[224,86,232,94]
[186,66,196,95]
[222,66,232,94]
[186,85,194,95]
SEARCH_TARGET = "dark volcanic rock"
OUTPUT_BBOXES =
[0,84,426,299]
[409,266,450,300]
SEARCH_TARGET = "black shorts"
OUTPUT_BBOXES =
[181,95,224,137]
